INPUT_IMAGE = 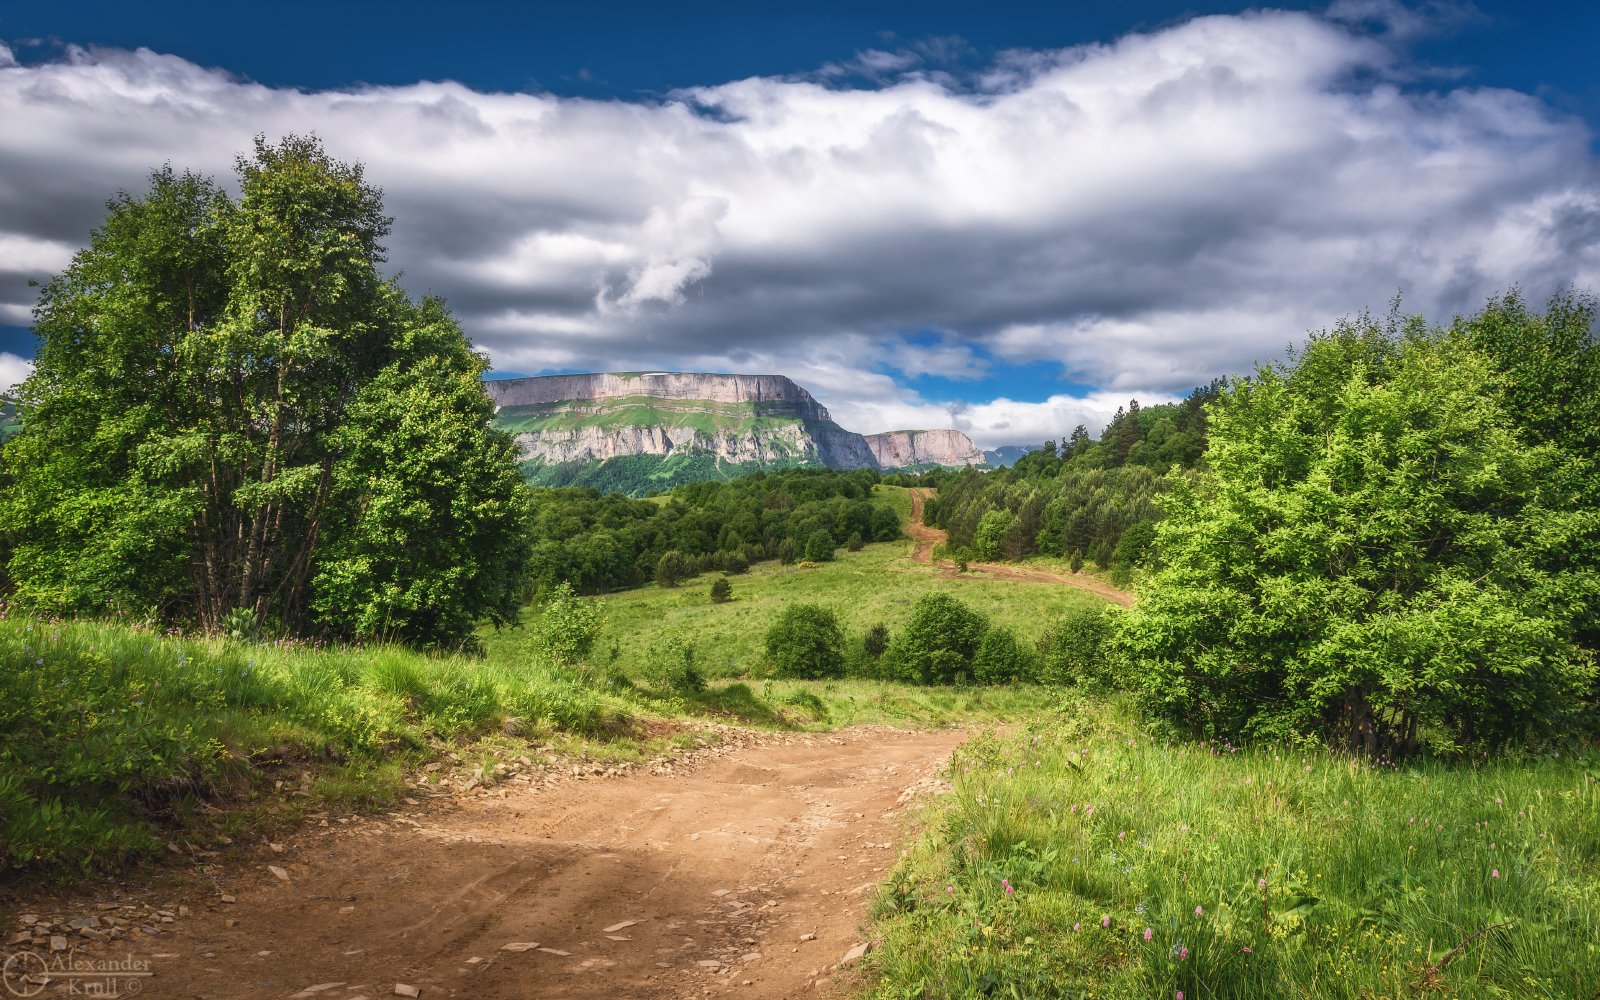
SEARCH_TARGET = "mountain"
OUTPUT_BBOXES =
[486,372,981,494]
[982,444,1038,468]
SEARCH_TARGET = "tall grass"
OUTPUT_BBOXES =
[867,695,1600,999]
[0,614,631,874]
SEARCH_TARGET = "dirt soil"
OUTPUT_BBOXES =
[7,727,963,1000]
[904,489,1133,607]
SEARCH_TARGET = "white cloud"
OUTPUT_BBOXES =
[0,352,32,394]
[0,8,1595,446]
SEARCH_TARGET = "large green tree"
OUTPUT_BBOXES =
[1122,311,1596,754]
[0,136,527,647]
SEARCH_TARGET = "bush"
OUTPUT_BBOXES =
[709,576,732,604]
[764,604,845,679]
[883,593,988,685]
[870,505,901,541]
[1122,315,1597,755]
[804,530,835,562]
[1037,607,1116,688]
[972,626,1036,684]
[863,623,890,660]
[539,581,604,665]
[777,538,798,565]
[846,531,864,552]
[654,549,691,587]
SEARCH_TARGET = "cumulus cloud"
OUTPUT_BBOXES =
[0,8,1596,448]
[0,352,32,394]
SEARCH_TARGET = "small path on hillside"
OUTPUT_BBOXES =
[905,488,1134,607]
[13,728,962,1000]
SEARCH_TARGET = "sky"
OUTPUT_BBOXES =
[1,0,1597,447]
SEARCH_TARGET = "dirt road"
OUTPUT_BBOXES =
[904,489,1133,607]
[12,727,961,1000]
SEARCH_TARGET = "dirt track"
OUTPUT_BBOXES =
[904,489,1133,607]
[10,727,961,1000]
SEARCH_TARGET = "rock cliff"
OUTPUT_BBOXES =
[485,373,979,486]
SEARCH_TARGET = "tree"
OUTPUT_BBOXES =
[654,550,691,587]
[883,593,989,684]
[972,626,1035,683]
[804,530,835,562]
[1121,315,1596,755]
[709,575,732,603]
[764,603,845,678]
[863,623,890,659]
[0,138,526,647]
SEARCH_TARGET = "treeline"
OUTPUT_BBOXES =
[916,381,1221,579]
[524,467,902,595]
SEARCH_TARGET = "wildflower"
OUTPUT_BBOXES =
[1241,946,1253,954]
[1495,797,1502,805]
[1195,905,1203,917]
[1177,993,1185,1000]
[1179,947,1189,960]
[1257,878,1267,891]
[1179,824,1189,833]
[946,885,954,895]
[1143,928,1153,942]
[1119,831,1127,841]
[1002,879,1014,896]
[1102,915,1111,928]
[1492,869,1500,879]
[1073,922,1081,932]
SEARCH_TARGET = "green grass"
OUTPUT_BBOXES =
[864,696,1600,999]
[496,396,810,437]
[481,530,1109,682]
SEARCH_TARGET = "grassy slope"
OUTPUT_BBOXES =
[866,698,1600,999]
[481,534,1107,684]
[496,396,808,440]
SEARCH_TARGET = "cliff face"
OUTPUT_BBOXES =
[864,429,984,468]
[487,372,978,486]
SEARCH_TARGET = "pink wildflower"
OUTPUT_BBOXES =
[1177,993,1185,1000]
[1119,831,1127,841]
[1102,915,1111,928]
[1002,879,1014,895]
[1257,878,1267,891]
[1143,928,1153,942]
[1073,922,1081,932]
[1492,869,1500,879]
[1195,905,1204,917]
[1179,947,1189,960]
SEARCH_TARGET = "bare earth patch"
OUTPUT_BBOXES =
[8,726,963,999]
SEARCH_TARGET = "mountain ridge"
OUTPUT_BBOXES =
[486,372,981,493]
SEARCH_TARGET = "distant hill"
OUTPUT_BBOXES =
[486,372,982,495]
[983,444,1038,468]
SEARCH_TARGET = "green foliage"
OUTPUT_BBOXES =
[864,622,891,660]
[883,593,990,685]
[1123,309,1598,755]
[521,469,892,595]
[865,704,1600,999]
[764,603,846,679]
[846,530,865,552]
[0,138,525,647]
[804,529,836,562]
[654,550,691,588]
[537,582,604,665]
[1037,607,1118,689]
[710,575,733,604]
[971,625,1037,684]
[0,612,629,875]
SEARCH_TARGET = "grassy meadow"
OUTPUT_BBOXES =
[865,697,1600,999]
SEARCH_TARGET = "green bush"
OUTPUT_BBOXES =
[777,538,798,565]
[539,582,604,665]
[971,626,1036,684]
[846,531,864,552]
[1037,607,1117,688]
[709,576,732,604]
[1122,314,1597,755]
[804,530,835,562]
[883,593,988,685]
[654,549,691,587]
[764,604,845,679]
[864,623,890,660]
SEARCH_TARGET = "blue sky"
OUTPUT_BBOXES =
[1,1,1597,445]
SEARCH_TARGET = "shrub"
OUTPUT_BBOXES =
[863,623,890,660]
[654,549,691,587]
[883,593,988,685]
[870,505,901,541]
[804,530,835,562]
[764,604,845,679]
[846,531,864,552]
[539,581,604,665]
[1037,607,1116,688]
[777,538,798,565]
[972,626,1036,684]
[709,576,732,604]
